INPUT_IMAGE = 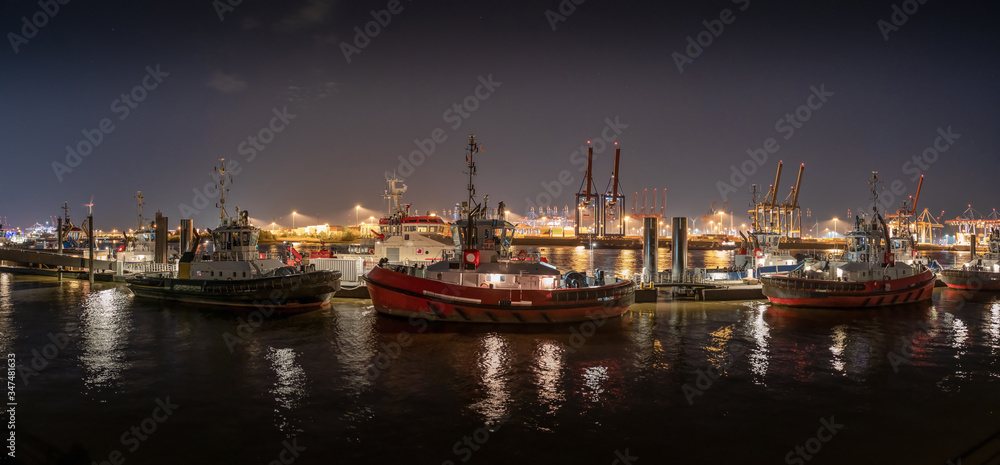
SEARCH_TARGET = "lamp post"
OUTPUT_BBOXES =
[833,217,838,238]
[292,211,297,230]
[356,205,360,228]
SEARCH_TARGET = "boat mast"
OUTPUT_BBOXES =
[213,158,234,222]
[465,134,480,217]
[869,171,891,256]
[136,191,145,229]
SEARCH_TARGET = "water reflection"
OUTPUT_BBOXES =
[989,303,1000,354]
[705,323,735,373]
[542,247,734,277]
[829,325,847,374]
[333,306,378,392]
[80,287,133,391]
[580,365,609,403]
[743,303,770,384]
[266,347,308,435]
[0,274,14,351]
[471,333,512,425]
[331,304,378,438]
[532,341,564,416]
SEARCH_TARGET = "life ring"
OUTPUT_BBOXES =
[227,277,232,281]
[754,248,763,259]
[480,282,489,288]
[860,254,866,262]
[517,250,527,260]
[369,248,375,254]
[484,240,494,249]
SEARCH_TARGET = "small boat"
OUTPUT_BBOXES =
[761,172,936,308]
[127,159,341,312]
[940,228,1000,291]
[734,229,799,277]
[364,135,636,323]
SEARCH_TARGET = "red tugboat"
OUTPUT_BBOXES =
[940,227,1000,291]
[761,172,936,308]
[364,135,636,323]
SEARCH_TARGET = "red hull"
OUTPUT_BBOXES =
[364,266,635,323]
[762,270,936,308]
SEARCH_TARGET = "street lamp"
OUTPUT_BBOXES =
[833,217,838,238]
[356,205,360,227]
[292,211,297,230]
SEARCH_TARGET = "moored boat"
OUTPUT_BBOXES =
[940,228,1000,291]
[762,172,936,308]
[364,135,636,323]
[127,159,341,312]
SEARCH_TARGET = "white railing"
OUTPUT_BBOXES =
[309,257,370,282]
[124,262,177,273]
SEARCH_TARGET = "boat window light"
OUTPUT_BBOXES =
[541,277,555,288]
[836,268,843,279]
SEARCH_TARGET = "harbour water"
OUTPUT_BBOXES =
[5,248,998,464]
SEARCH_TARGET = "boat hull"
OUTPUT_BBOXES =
[127,270,341,312]
[761,270,936,308]
[939,269,1000,291]
[364,266,635,323]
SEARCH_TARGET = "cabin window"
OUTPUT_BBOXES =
[233,272,237,277]
[418,226,427,232]
[243,272,246,277]
[210,271,214,276]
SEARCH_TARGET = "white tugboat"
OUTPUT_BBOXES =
[127,159,341,311]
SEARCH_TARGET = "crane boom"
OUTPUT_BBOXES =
[770,161,784,205]
[791,163,804,207]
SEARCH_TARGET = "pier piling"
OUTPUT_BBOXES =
[643,217,657,284]
[87,214,94,284]
[672,217,687,283]
[57,217,63,282]
[155,212,168,263]
[179,219,193,254]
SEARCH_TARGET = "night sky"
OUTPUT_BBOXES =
[2,0,998,233]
